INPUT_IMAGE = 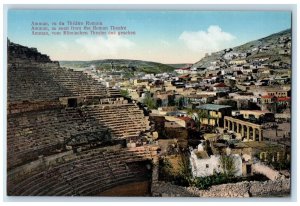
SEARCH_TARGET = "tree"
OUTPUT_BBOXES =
[195,109,209,131]
[143,93,157,109]
[197,109,209,120]
[159,158,174,182]
[120,89,129,98]
[219,155,237,177]
[177,151,194,186]
[156,98,162,107]
[186,107,195,116]
[177,97,186,109]
[186,108,209,131]
[168,97,176,106]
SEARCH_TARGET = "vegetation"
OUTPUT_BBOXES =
[158,158,174,182]
[142,93,157,109]
[219,155,237,177]
[120,89,130,98]
[167,96,176,107]
[177,152,194,186]
[159,151,259,190]
[190,173,269,190]
[269,159,291,171]
[122,71,135,78]
[176,97,186,109]
[186,108,210,131]
[159,152,192,187]
[192,173,231,189]
[255,145,291,171]
[59,59,176,74]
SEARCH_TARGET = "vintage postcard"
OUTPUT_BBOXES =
[6,8,292,198]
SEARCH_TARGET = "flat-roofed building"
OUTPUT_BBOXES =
[261,95,276,104]
[196,104,232,127]
[239,110,275,122]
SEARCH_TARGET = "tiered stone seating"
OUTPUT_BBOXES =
[8,65,121,102]
[7,107,108,169]
[81,104,150,139]
[7,41,155,196]
[7,103,150,169]
[7,146,157,196]
[7,41,121,103]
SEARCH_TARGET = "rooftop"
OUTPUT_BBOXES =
[277,97,291,102]
[166,111,187,116]
[213,82,228,88]
[177,116,193,122]
[239,110,273,114]
[196,104,232,111]
[195,150,209,159]
[261,95,275,99]
[178,74,190,79]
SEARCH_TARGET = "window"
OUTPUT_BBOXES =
[206,164,209,168]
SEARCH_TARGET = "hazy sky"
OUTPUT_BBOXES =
[8,10,291,64]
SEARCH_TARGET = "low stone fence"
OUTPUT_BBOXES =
[152,178,290,197]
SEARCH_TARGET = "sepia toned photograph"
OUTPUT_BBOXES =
[6,8,293,198]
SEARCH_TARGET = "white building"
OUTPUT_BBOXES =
[175,68,190,74]
[190,147,242,177]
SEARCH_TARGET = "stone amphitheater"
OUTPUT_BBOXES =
[7,41,159,196]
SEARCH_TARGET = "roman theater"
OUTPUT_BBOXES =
[7,40,159,196]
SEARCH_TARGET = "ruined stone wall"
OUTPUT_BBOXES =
[8,101,62,114]
[164,127,188,148]
[8,41,52,63]
[152,178,290,197]
[252,162,282,181]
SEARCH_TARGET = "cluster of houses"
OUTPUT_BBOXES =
[110,60,290,177]
[81,34,291,179]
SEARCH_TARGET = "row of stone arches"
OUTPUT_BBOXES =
[224,117,263,141]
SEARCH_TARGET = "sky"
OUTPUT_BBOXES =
[7,10,291,64]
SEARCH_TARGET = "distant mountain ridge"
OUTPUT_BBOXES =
[60,59,176,74]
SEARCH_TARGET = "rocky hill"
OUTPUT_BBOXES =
[8,40,55,64]
[191,29,291,70]
[60,59,176,74]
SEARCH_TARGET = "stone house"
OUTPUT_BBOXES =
[195,104,232,127]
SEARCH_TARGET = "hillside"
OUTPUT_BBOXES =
[191,29,291,70]
[167,64,191,69]
[60,59,176,74]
